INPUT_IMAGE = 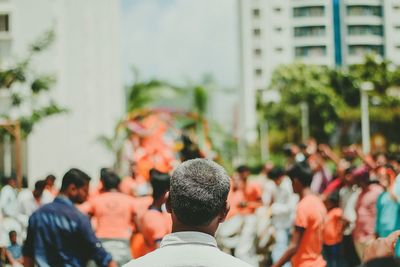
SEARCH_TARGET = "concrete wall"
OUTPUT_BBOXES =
[10,0,123,184]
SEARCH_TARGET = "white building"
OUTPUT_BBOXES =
[0,0,123,184]
[238,0,400,143]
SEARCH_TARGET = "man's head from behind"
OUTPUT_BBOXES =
[101,170,120,192]
[268,166,285,186]
[150,168,170,201]
[286,163,313,194]
[60,168,91,204]
[168,159,230,232]
[33,180,46,199]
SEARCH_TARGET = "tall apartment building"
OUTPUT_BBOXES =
[0,0,123,183]
[239,0,400,143]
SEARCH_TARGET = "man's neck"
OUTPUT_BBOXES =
[172,224,215,237]
[299,187,313,199]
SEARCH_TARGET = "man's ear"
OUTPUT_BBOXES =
[165,192,172,214]
[218,202,230,223]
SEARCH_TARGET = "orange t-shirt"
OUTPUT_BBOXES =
[323,207,343,246]
[131,209,172,258]
[292,194,327,267]
[79,191,137,239]
[239,182,263,215]
[227,189,245,219]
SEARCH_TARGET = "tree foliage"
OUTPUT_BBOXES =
[260,54,400,146]
[0,30,65,138]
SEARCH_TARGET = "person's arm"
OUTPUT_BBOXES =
[318,144,340,165]
[271,226,305,267]
[78,216,116,267]
[6,249,17,265]
[363,230,400,262]
[352,145,376,170]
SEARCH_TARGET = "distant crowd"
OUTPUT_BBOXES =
[0,138,400,267]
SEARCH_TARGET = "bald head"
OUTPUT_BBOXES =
[170,159,230,226]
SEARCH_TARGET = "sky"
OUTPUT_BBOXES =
[121,0,239,88]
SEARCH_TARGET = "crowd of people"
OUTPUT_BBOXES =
[0,138,399,267]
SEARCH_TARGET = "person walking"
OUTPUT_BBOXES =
[22,168,117,267]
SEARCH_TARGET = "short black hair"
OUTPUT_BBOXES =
[150,169,170,200]
[170,159,230,226]
[100,168,111,179]
[327,190,340,206]
[45,174,56,182]
[236,165,250,174]
[102,170,120,191]
[60,168,91,192]
[34,180,46,192]
[286,163,313,187]
[268,167,285,180]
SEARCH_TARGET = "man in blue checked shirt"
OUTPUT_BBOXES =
[22,168,117,267]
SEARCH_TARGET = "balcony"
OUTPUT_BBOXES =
[346,35,384,46]
[294,36,328,47]
[345,0,382,6]
[292,17,328,27]
[346,16,383,26]
[291,1,327,8]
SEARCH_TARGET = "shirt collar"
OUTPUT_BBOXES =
[160,231,218,248]
[54,196,75,207]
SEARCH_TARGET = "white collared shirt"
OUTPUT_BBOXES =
[123,231,252,267]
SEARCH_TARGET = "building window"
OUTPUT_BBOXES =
[0,14,9,32]
[254,48,262,56]
[347,6,383,17]
[275,47,283,52]
[275,27,282,32]
[348,25,384,36]
[293,6,325,17]
[348,45,384,56]
[294,26,326,37]
[253,9,260,17]
[274,7,282,13]
[255,68,262,76]
[253,28,261,37]
[295,46,327,57]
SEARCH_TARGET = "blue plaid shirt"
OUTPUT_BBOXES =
[23,197,112,267]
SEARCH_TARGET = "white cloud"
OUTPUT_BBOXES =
[121,0,238,87]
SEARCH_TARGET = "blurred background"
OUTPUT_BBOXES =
[1,0,400,185]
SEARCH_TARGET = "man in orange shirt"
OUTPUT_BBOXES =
[323,191,343,267]
[131,169,171,258]
[80,170,137,266]
[273,163,327,267]
[233,165,263,266]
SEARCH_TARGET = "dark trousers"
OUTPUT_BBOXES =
[342,235,361,267]
[323,243,342,267]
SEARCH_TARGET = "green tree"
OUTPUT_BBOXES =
[0,30,65,138]
[263,63,344,143]
[261,54,400,148]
